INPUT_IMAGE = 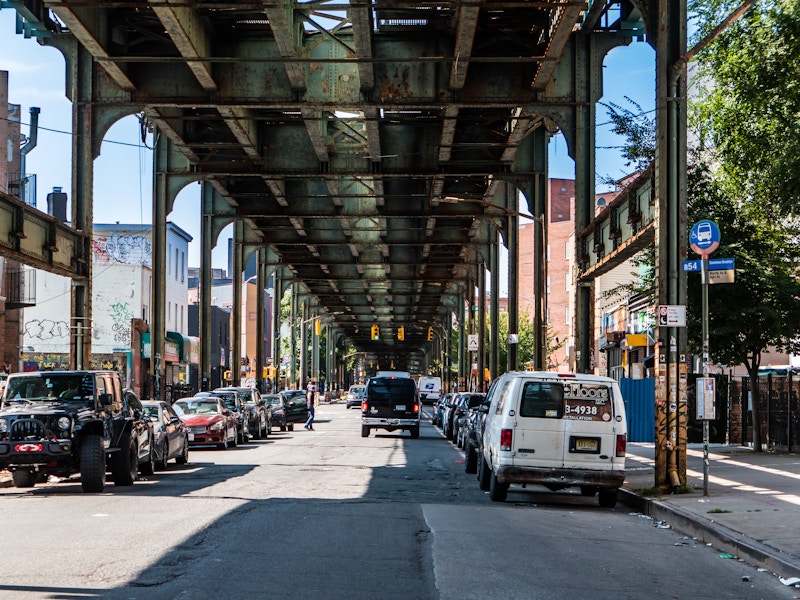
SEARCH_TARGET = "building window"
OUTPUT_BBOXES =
[565,304,569,324]
[180,305,184,331]
[168,244,172,275]
[546,276,551,294]
[565,241,570,260]
[175,248,179,281]
[546,307,550,323]
[546,244,551,262]
[181,251,185,283]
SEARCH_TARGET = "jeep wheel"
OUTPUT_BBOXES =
[176,438,189,464]
[12,469,37,488]
[251,423,261,440]
[111,432,138,486]
[280,421,287,432]
[489,471,508,502]
[140,445,155,476]
[598,489,618,508]
[80,433,106,493]
[155,440,169,470]
[288,423,294,431]
[361,425,370,438]
[464,445,477,474]
[409,426,419,439]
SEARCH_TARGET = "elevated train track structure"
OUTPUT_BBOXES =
[3,0,686,432]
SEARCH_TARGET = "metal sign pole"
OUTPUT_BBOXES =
[702,255,710,496]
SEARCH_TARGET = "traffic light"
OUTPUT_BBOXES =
[371,324,380,340]
[427,326,434,341]
[398,326,405,341]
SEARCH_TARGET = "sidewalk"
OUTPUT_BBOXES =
[621,443,800,581]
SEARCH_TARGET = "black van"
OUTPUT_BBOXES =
[361,376,420,438]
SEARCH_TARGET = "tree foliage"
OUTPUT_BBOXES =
[691,0,800,215]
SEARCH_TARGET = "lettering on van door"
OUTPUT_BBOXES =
[563,384,612,422]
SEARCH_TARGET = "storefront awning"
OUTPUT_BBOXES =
[141,332,181,363]
[166,332,199,364]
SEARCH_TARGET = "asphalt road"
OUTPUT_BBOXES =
[0,403,794,599]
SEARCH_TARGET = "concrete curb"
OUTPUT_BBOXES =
[619,487,800,579]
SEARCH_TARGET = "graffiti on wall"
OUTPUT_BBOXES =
[110,302,134,345]
[24,319,70,341]
[93,232,151,266]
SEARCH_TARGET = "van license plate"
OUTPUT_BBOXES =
[575,438,598,452]
[395,405,406,411]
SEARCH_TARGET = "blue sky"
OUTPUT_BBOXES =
[0,9,654,270]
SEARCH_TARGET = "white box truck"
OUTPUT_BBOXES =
[417,376,442,405]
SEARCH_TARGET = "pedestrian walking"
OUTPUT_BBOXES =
[305,391,315,430]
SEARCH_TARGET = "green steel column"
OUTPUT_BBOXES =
[532,128,549,371]
[457,297,465,392]
[507,186,519,372]
[478,263,486,392]
[573,34,598,374]
[232,221,243,387]
[200,182,213,391]
[312,308,320,387]
[490,239,500,379]
[299,299,308,386]
[654,0,688,489]
[273,272,282,391]
[69,43,93,370]
[290,285,297,389]
[151,142,168,399]
[256,248,266,392]
[467,277,475,390]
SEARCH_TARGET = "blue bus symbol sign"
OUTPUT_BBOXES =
[690,220,720,257]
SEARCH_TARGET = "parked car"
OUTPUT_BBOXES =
[345,385,366,409]
[262,394,288,431]
[278,389,309,431]
[479,371,627,506]
[218,386,269,439]
[463,397,491,474]
[122,388,157,476]
[432,393,452,428]
[441,393,463,440]
[0,370,144,492]
[453,393,486,449]
[142,400,190,469]
[174,396,237,449]
[203,389,250,444]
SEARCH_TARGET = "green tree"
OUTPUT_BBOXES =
[692,0,800,216]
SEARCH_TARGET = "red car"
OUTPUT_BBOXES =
[174,396,237,450]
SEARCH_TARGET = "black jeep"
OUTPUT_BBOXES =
[0,370,151,492]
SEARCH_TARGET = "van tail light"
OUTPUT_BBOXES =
[361,401,368,411]
[413,403,419,413]
[616,434,627,457]
[500,428,512,451]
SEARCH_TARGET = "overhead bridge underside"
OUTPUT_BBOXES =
[10,0,650,370]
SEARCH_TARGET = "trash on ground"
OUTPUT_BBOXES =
[719,553,735,559]
[780,577,800,586]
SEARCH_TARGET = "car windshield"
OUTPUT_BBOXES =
[4,374,92,403]
[142,405,160,420]
[264,396,282,406]
[283,391,305,400]
[176,400,221,415]
[212,393,238,411]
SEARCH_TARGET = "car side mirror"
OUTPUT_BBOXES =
[99,392,113,406]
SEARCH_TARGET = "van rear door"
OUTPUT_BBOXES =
[512,380,567,469]
[560,380,621,471]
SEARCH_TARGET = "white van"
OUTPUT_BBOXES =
[417,376,442,405]
[479,371,626,507]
